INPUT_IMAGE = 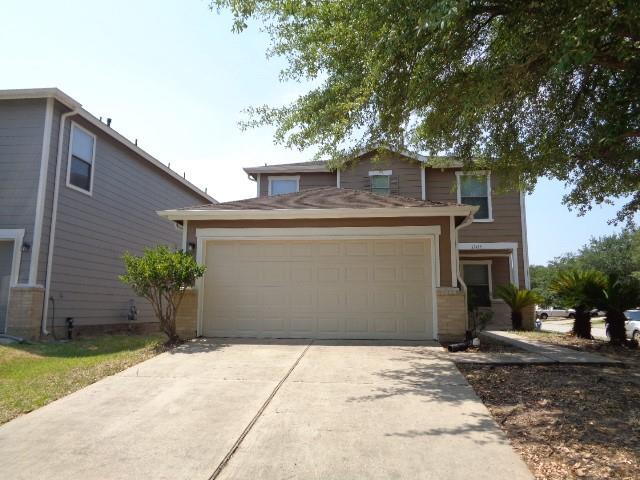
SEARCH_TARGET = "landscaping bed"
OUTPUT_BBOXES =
[459,332,640,479]
[0,334,166,425]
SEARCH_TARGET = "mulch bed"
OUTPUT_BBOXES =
[459,333,640,479]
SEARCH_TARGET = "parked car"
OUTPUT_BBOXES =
[590,309,606,317]
[536,307,576,320]
[624,310,640,341]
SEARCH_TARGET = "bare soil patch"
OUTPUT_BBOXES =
[460,362,640,479]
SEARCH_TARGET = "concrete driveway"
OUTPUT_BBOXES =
[0,339,532,480]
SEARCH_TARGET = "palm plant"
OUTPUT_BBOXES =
[550,270,608,339]
[494,284,542,330]
[601,275,640,344]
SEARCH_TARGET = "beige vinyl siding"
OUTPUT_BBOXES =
[339,152,422,198]
[427,168,526,288]
[0,99,47,283]
[46,109,209,327]
[259,172,336,196]
[187,215,454,287]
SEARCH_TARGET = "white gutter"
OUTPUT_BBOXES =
[158,205,479,221]
[41,108,78,335]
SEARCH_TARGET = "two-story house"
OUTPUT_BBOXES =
[161,149,531,342]
[0,88,214,339]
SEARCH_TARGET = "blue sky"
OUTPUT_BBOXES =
[2,0,633,265]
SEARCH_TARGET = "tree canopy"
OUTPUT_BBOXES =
[531,229,640,306]
[212,0,640,222]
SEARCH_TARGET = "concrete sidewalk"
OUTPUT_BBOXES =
[481,331,621,365]
[0,339,532,480]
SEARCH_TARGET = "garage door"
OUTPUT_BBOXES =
[201,238,435,339]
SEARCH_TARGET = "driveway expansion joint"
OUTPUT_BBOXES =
[207,341,313,480]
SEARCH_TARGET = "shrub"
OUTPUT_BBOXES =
[120,246,206,343]
[494,284,541,330]
[550,270,607,338]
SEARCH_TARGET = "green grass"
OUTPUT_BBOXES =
[0,334,165,425]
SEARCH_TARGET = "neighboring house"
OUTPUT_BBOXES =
[161,149,531,341]
[0,88,214,339]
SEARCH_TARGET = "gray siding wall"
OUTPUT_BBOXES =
[339,152,422,198]
[259,172,336,197]
[0,99,47,283]
[45,106,209,327]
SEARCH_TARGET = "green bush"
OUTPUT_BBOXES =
[120,246,206,343]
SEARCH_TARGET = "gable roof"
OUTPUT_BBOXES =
[159,187,477,221]
[0,88,216,204]
[242,149,461,177]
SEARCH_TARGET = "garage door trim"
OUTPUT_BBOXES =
[195,226,441,339]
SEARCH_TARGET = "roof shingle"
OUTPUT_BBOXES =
[179,187,461,211]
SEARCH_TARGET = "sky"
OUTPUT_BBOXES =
[2,0,634,266]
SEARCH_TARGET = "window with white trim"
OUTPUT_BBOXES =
[457,172,492,220]
[67,124,96,194]
[369,170,392,196]
[268,176,299,196]
[463,263,491,307]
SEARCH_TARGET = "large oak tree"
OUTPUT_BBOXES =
[212,0,640,222]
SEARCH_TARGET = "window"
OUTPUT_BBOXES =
[369,170,392,196]
[67,124,96,194]
[463,263,491,307]
[457,172,492,221]
[268,176,299,196]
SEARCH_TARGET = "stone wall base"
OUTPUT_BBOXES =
[5,285,44,340]
[436,287,467,343]
[175,289,198,340]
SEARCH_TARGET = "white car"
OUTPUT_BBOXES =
[536,306,576,320]
[624,310,640,341]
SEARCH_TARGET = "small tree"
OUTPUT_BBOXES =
[601,275,640,345]
[494,284,541,330]
[550,270,607,339]
[120,246,206,343]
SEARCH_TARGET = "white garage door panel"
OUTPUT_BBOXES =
[202,238,435,339]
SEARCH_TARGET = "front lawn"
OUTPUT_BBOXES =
[0,334,165,425]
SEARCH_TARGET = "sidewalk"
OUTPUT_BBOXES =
[478,331,622,365]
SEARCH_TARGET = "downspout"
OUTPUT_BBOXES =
[41,109,78,335]
[455,213,475,332]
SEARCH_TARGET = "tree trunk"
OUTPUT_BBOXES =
[572,306,592,339]
[606,310,627,344]
[511,310,523,330]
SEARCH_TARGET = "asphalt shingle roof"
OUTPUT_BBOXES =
[179,187,461,211]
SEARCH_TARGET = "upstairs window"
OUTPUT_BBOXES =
[457,172,492,221]
[463,263,491,307]
[67,123,96,194]
[268,176,299,196]
[369,170,391,196]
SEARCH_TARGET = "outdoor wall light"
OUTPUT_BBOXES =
[21,242,31,252]
[187,242,196,252]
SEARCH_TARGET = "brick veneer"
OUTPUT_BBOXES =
[175,288,198,340]
[436,287,467,342]
[5,285,44,340]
